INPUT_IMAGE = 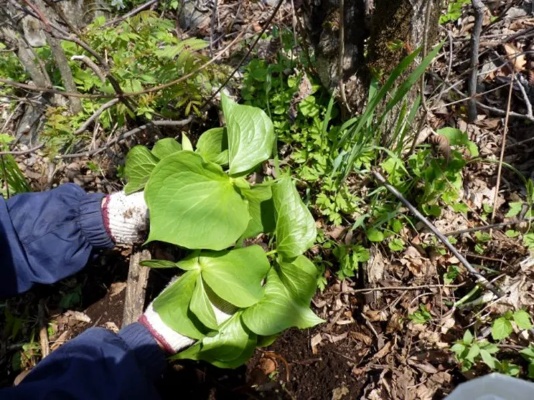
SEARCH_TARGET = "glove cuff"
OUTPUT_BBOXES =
[102,191,148,245]
[139,303,195,354]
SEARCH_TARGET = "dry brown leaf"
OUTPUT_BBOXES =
[372,341,392,360]
[311,333,323,355]
[503,43,526,72]
[350,331,373,346]
[109,282,127,297]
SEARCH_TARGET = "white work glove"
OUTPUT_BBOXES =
[101,191,148,245]
[139,281,236,353]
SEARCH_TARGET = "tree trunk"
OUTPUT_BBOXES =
[299,0,440,134]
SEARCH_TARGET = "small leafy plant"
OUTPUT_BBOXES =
[491,309,533,341]
[124,95,322,368]
[451,330,500,372]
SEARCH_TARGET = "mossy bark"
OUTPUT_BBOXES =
[299,0,440,134]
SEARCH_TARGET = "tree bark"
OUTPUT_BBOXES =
[299,0,440,130]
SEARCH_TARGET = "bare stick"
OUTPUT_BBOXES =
[102,0,157,27]
[0,144,44,156]
[74,99,120,135]
[339,283,465,294]
[57,117,192,159]
[467,0,485,122]
[372,169,503,297]
[71,55,106,83]
[200,0,286,110]
[491,71,514,224]
[122,247,151,327]
[444,218,531,236]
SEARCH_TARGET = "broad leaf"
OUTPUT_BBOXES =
[240,183,276,239]
[242,268,324,336]
[492,317,513,340]
[190,275,218,330]
[151,138,182,159]
[272,177,316,259]
[222,94,274,175]
[124,145,158,194]
[152,270,208,339]
[513,310,533,330]
[140,259,177,268]
[200,313,251,362]
[179,246,270,307]
[173,316,257,369]
[196,127,229,165]
[278,255,318,302]
[145,151,250,250]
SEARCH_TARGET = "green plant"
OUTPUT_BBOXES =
[3,11,225,155]
[451,330,500,372]
[491,309,533,341]
[408,304,432,324]
[123,95,322,368]
[520,344,534,378]
[333,243,370,280]
[0,134,30,198]
[440,0,471,25]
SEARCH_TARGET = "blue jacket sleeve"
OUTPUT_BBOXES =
[0,323,166,400]
[0,184,114,297]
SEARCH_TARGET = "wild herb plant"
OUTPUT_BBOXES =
[0,134,29,197]
[3,11,225,154]
[124,96,322,367]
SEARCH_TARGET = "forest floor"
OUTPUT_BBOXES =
[2,1,534,399]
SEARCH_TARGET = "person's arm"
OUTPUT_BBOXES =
[0,184,146,297]
[0,323,166,400]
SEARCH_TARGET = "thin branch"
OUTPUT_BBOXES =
[371,169,504,297]
[74,99,120,135]
[57,118,193,159]
[102,0,157,27]
[0,144,44,156]
[339,283,466,294]
[491,71,514,223]
[199,0,286,110]
[467,0,485,122]
[444,218,531,236]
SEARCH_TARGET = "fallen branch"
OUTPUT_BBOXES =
[491,71,514,223]
[57,117,193,159]
[371,169,504,297]
[74,99,120,135]
[0,144,44,156]
[122,247,151,327]
[467,0,485,122]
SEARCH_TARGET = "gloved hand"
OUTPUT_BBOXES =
[139,280,236,353]
[101,191,148,245]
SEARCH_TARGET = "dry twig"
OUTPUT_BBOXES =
[467,0,485,122]
[372,169,503,297]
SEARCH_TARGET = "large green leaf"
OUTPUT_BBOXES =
[196,127,229,165]
[240,183,276,239]
[179,246,270,307]
[200,313,252,362]
[152,270,208,339]
[145,151,250,250]
[173,315,257,369]
[190,275,218,330]
[278,255,318,302]
[151,138,182,159]
[242,268,324,336]
[272,177,317,259]
[124,145,158,194]
[221,94,274,176]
